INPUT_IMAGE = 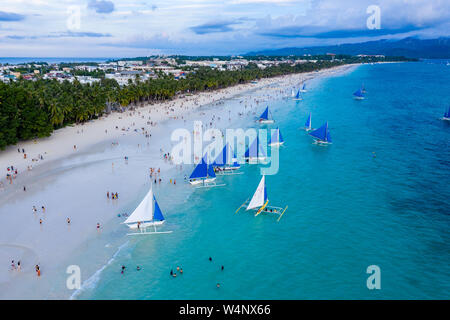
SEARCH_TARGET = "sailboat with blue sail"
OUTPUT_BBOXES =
[235,175,288,221]
[300,83,307,93]
[257,106,275,124]
[353,88,365,100]
[268,128,284,147]
[309,121,332,145]
[212,143,241,174]
[442,106,450,121]
[189,155,224,187]
[244,136,267,163]
[124,186,172,235]
[361,83,366,93]
[292,89,303,101]
[304,112,312,131]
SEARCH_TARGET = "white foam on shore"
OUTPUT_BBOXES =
[70,240,129,300]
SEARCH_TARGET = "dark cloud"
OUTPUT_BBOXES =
[88,0,115,14]
[190,21,239,35]
[5,32,111,40]
[258,25,428,39]
[0,11,25,22]
[57,31,112,38]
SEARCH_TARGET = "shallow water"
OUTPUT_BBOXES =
[74,62,449,299]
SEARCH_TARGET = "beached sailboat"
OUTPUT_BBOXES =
[189,155,225,188]
[124,187,172,235]
[304,112,312,131]
[353,88,365,100]
[212,143,241,174]
[257,106,275,124]
[300,83,307,93]
[235,175,287,221]
[292,90,303,101]
[309,121,332,145]
[442,106,450,121]
[268,128,284,147]
[244,136,267,163]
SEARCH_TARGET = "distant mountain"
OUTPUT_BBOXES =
[245,37,450,59]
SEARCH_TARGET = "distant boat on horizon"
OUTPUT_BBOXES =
[309,121,332,145]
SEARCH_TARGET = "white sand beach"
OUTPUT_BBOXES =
[0,64,358,299]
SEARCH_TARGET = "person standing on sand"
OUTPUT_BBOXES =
[35,265,40,277]
[17,261,21,272]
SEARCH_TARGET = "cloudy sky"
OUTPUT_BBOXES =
[0,0,449,57]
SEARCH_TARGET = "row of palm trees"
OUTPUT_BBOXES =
[0,58,354,149]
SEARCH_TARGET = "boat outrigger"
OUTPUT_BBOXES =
[244,136,267,163]
[353,88,365,100]
[189,155,225,188]
[212,143,242,175]
[304,112,312,131]
[235,175,287,222]
[309,121,332,145]
[257,106,275,124]
[123,186,172,235]
[268,128,284,147]
[442,106,450,121]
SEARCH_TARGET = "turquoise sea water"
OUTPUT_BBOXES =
[79,61,450,299]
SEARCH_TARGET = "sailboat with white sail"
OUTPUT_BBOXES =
[268,128,284,147]
[442,106,450,121]
[123,186,172,235]
[309,121,332,145]
[235,175,287,221]
[244,136,267,163]
[257,106,275,124]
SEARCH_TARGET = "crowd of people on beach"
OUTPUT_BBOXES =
[2,71,313,292]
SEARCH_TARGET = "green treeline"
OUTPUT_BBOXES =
[0,58,405,150]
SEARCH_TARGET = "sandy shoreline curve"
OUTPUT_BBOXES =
[0,63,359,299]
